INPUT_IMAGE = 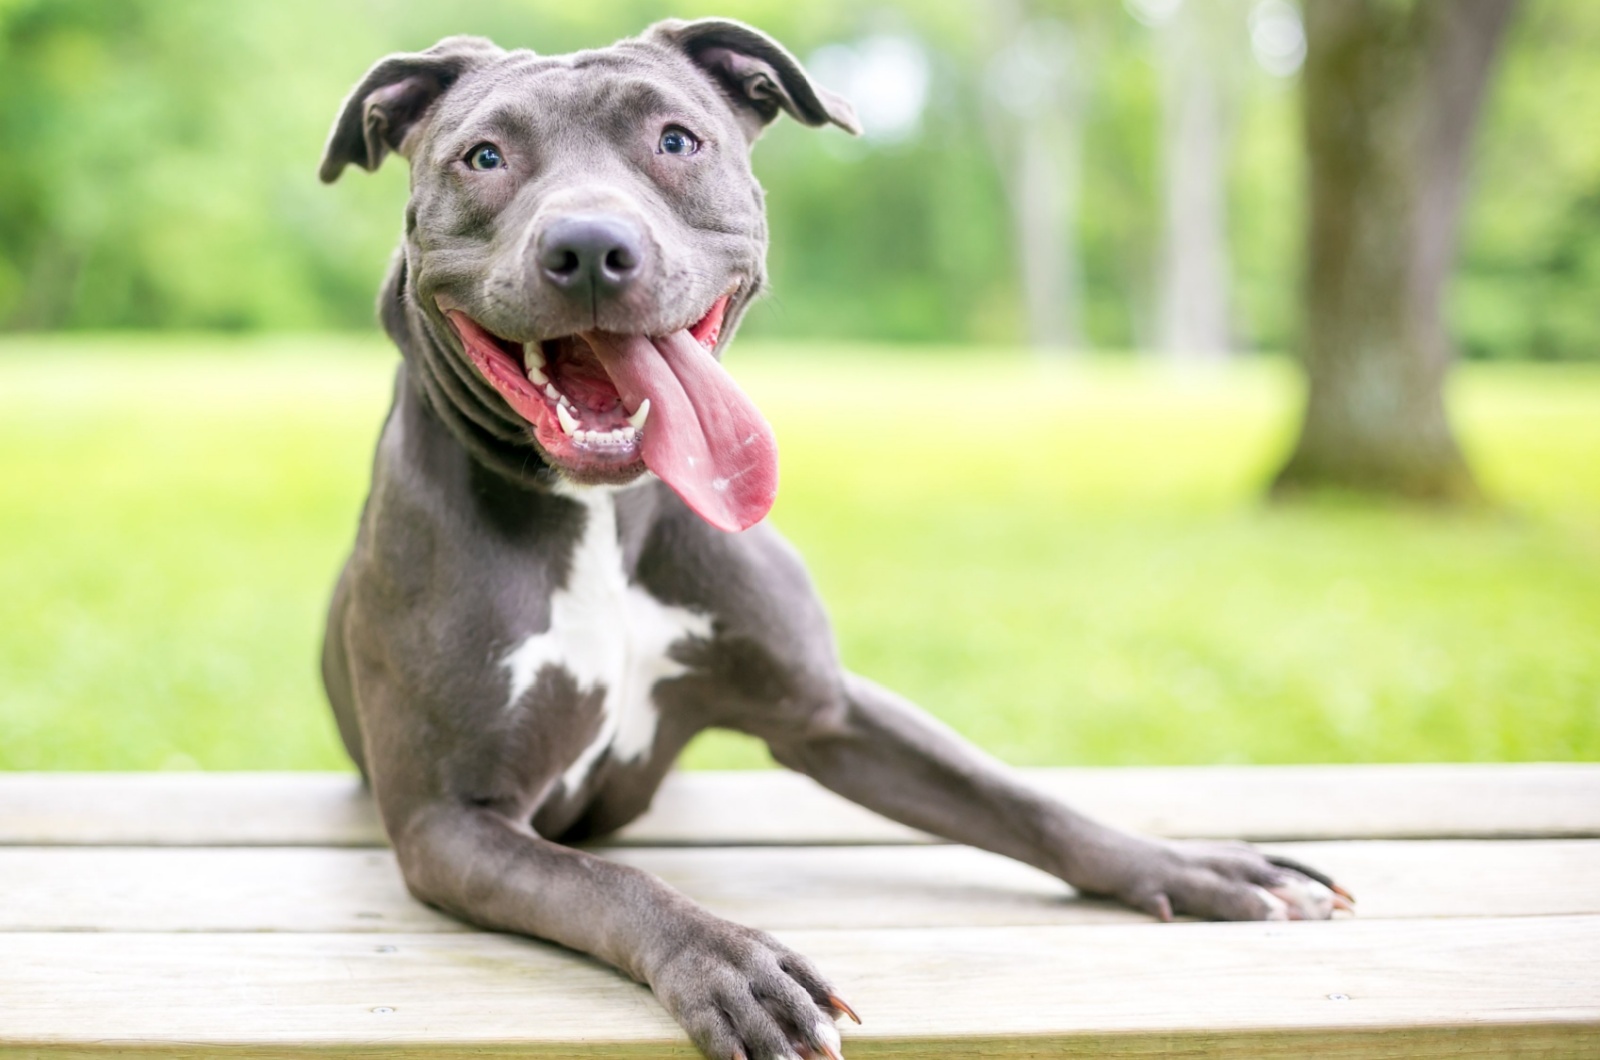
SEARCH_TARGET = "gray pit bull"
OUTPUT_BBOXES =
[318,18,1352,1060]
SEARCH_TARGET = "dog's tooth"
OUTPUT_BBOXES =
[543,383,561,402]
[556,404,580,437]
[627,398,651,431]
[523,346,548,385]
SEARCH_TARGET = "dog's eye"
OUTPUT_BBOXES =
[657,127,700,157]
[465,143,504,171]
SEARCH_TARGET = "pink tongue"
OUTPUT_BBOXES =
[582,329,777,532]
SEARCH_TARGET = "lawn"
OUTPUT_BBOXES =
[2,335,1597,772]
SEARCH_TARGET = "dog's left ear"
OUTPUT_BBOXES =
[319,35,504,183]
[649,18,861,140]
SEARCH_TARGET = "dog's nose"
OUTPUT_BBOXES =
[537,215,646,294]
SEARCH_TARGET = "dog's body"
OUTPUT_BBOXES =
[319,20,1346,1059]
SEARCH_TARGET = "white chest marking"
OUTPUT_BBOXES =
[500,489,712,793]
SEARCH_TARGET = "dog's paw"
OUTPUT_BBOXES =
[1110,840,1355,923]
[651,921,857,1060]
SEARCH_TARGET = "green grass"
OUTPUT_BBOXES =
[2,335,1597,772]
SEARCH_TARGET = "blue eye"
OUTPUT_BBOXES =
[658,127,700,156]
[466,143,504,171]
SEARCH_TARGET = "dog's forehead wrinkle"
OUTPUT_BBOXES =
[592,77,680,119]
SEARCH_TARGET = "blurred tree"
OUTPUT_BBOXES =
[984,1,1087,352]
[1273,0,1518,501]
[1139,0,1252,362]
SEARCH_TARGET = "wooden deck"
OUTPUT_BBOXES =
[2,765,1598,1057]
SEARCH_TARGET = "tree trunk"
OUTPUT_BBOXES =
[983,7,1086,354]
[1011,103,1084,352]
[1272,0,1517,501]
[1156,0,1241,362]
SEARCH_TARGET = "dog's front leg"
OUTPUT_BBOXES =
[389,801,853,1059]
[769,673,1351,922]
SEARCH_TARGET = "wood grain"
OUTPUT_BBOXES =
[2,918,1596,1057]
[4,764,1597,847]
[3,839,1597,934]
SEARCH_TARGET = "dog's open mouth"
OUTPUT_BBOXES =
[444,294,777,532]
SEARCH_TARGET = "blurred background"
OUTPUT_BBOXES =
[1,0,1595,772]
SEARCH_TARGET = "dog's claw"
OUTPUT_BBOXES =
[826,994,861,1025]
[1332,892,1356,913]
[1140,892,1175,923]
[1332,882,1357,903]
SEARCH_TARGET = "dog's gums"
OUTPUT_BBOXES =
[445,294,779,533]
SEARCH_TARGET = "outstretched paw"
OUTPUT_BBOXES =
[653,919,858,1060]
[1116,840,1356,922]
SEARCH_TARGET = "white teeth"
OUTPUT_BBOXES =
[522,345,548,385]
[627,398,651,431]
[567,425,640,449]
[556,404,579,436]
[543,383,561,402]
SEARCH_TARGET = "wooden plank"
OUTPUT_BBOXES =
[629,764,1600,845]
[3,764,1597,848]
[1,918,1596,1057]
[0,772,380,847]
[3,840,1597,933]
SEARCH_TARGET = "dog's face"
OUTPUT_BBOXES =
[321,21,857,531]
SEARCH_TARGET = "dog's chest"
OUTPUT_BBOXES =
[500,491,711,793]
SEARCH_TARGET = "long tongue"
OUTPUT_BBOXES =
[582,329,777,532]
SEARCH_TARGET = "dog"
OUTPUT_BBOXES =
[317,19,1351,1060]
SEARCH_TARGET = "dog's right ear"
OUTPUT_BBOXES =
[319,36,502,183]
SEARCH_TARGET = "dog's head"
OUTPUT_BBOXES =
[320,20,858,532]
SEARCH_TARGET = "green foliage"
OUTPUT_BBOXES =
[0,0,1597,356]
[1454,0,1600,362]
[2,337,1596,771]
